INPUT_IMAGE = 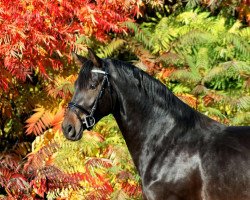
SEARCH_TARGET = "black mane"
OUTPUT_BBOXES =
[110,59,203,129]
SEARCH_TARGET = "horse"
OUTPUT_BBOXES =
[62,48,250,200]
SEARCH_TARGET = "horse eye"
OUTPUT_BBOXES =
[89,84,96,90]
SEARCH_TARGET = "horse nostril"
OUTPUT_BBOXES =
[66,125,76,138]
[67,125,72,133]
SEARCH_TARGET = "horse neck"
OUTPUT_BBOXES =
[108,60,205,167]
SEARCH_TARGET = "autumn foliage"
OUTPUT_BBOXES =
[0,0,249,199]
[0,0,141,90]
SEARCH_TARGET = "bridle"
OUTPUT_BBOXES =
[67,67,111,131]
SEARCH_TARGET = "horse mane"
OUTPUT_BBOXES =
[109,59,204,128]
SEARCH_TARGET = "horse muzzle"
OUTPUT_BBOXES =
[62,115,84,141]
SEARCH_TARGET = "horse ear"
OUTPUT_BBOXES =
[87,48,102,68]
[72,52,87,68]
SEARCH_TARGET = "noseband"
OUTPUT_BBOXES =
[68,68,111,131]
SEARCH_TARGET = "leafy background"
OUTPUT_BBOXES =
[0,0,249,199]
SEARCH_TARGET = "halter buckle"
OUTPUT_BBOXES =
[84,115,96,130]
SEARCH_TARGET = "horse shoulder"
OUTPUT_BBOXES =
[199,125,250,200]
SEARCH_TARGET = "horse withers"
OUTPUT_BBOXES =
[62,49,250,200]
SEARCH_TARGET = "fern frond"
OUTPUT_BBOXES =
[203,66,224,83]
[150,17,177,52]
[51,107,65,131]
[192,84,207,95]
[76,34,93,46]
[204,107,226,120]
[172,84,191,94]
[185,0,201,8]
[226,33,250,58]
[47,75,75,98]
[176,93,197,108]
[171,69,201,85]
[0,153,30,198]
[123,21,152,49]
[84,186,113,200]
[98,39,126,58]
[121,180,142,197]
[203,61,250,83]
[25,106,53,135]
[0,153,20,169]
[196,47,210,70]
[203,90,227,104]
[54,131,104,174]
[5,173,29,197]
[157,52,183,66]
[94,115,120,137]
[228,20,242,34]
[31,166,85,198]
[184,54,196,69]
[235,96,250,111]
[111,189,130,200]
[177,9,210,25]
[174,30,214,53]
[239,27,250,40]
[85,157,112,168]
[31,129,57,152]
[25,141,58,171]
[207,18,226,35]
[231,112,250,125]
[0,168,12,186]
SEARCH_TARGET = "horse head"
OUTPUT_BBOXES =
[62,49,114,141]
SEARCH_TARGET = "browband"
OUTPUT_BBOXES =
[91,69,107,74]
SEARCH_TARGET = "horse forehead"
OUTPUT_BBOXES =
[77,66,93,89]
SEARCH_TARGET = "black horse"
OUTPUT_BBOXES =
[62,49,250,200]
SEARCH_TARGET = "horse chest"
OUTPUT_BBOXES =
[139,149,202,200]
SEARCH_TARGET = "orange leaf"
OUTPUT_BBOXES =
[25,106,53,135]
